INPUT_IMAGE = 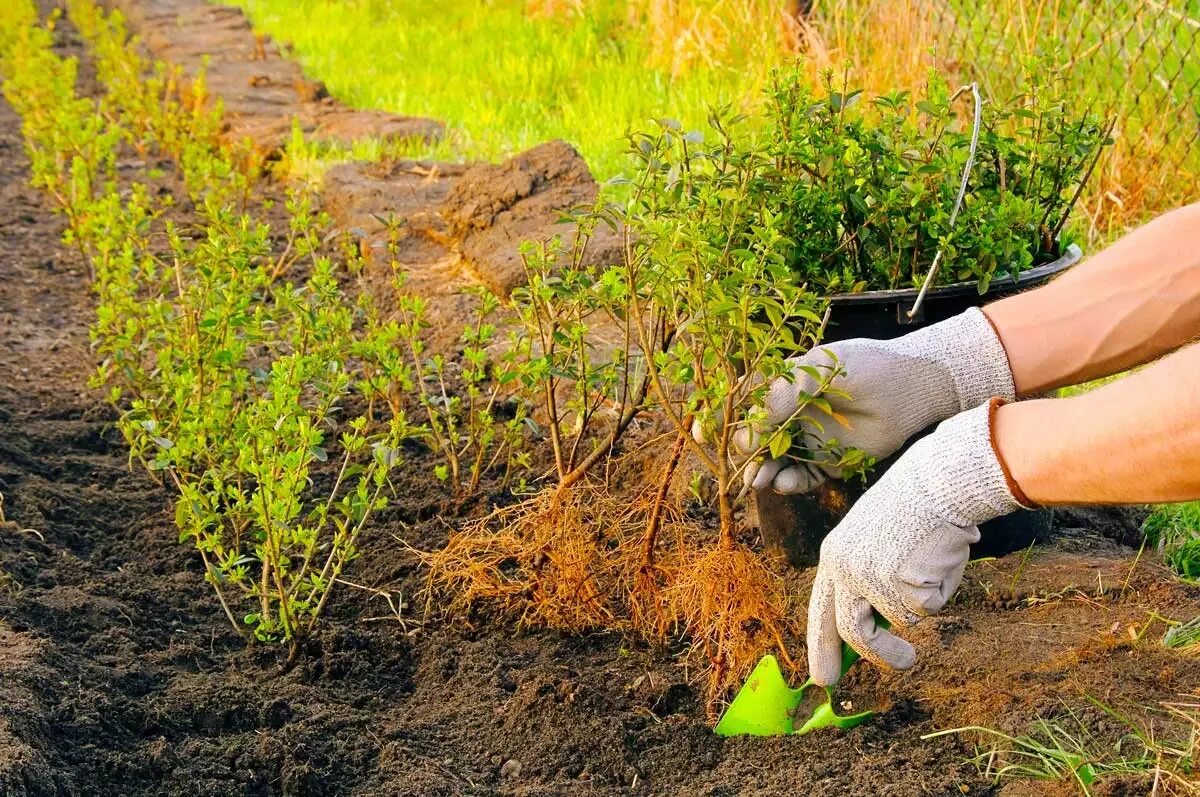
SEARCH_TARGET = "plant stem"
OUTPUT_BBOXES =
[198,547,248,639]
[641,424,689,567]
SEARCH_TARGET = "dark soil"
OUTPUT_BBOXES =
[0,6,1197,797]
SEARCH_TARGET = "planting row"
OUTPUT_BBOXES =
[0,0,1115,709]
[0,0,851,705]
[3,0,420,647]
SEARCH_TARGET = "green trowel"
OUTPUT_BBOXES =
[714,623,888,737]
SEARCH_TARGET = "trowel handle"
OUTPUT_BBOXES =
[836,615,891,680]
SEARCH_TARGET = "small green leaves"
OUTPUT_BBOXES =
[7,0,428,649]
[763,65,1106,292]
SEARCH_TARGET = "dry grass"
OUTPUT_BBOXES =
[792,0,953,94]
[524,0,586,17]
[795,0,1199,241]
[927,697,1200,795]
[625,0,797,76]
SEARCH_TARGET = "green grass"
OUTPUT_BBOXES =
[226,0,776,181]
[1145,501,1200,582]
[1163,614,1200,652]
[924,699,1199,796]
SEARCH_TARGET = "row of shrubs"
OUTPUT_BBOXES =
[0,0,1107,705]
[3,0,424,648]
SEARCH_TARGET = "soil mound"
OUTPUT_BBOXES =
[104,0,443,153]
[440,140,622,295]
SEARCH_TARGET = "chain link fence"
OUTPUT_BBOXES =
[799,0,1199,235]
[936,1,1198,168]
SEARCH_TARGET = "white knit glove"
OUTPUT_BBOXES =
[805,400,1031,685]
[742,307,1015,494]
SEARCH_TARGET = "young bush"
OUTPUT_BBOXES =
[113,211,419,647]
[395,283,530,498]
[1,10,122,271]
[765,67,1109,293]
[4,1,419,653]
[68,0,264,206]
[427,107,865,706]
[617,113,869,704]
[349,219,532,499]
[424,222,651,632]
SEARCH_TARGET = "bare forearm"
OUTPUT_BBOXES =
[984,202,1200,395]
[994,343,1200,505]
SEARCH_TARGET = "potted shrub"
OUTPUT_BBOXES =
[751,68,1110,565]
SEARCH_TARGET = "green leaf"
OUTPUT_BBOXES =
[768,431,791,460]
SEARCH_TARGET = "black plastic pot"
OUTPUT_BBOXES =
[756,244,1082,568]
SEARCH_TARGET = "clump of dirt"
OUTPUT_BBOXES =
[440,140,595,234]
[102,0,443,154]
[322,159,468,241]
[439,140,623,295]
[320,157,482,349]
[319,142,623,342]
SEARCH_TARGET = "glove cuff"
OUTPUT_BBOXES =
[900,307,1017,412]
[986,397,1037,510]
[909,401,1032,527]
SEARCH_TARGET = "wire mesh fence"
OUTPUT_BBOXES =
[797,0,1199,236]
[934,0,1199,172]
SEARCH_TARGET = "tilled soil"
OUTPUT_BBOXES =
[1,7,1199,797]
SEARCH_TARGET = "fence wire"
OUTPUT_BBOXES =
[920,0,1200,193]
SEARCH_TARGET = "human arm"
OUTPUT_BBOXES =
[995,341,1200,504]
[985,200,1200,395]
[806,341,1200,684]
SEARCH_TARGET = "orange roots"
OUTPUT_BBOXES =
[669,543,798,720]
[423,486,632,632]
[423,478,799,712]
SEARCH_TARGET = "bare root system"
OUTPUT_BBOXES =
[423,486,633,632]
[424,480,799,711]
[669,543,798,719]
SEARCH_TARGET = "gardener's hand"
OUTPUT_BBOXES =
[805,400,1030,684]
[739,308,1015,494]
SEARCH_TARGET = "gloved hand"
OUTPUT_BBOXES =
[740,307,1016,494]
[805,400,1031,685]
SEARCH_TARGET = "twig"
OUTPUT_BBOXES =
[908,82,983,320]
[1050,116,1118,245]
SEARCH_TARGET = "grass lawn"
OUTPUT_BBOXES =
[227,0,778,182]
[1146,501,1200,582]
